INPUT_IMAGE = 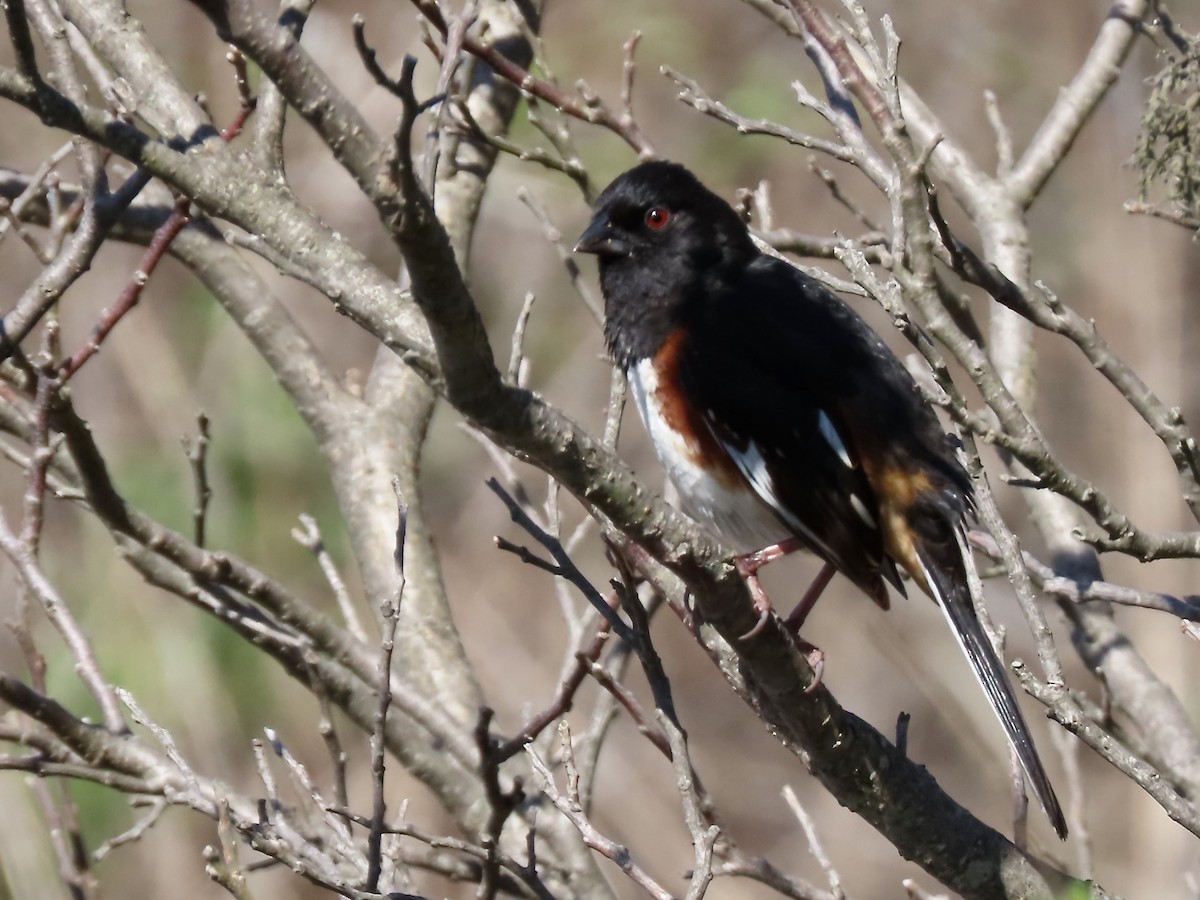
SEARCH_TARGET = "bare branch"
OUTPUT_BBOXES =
[0,508,126,733]
[970,531,1200,619]
[366,487,408,893]
[58,198,190,383]
[782,786,843,900]
[527,728,673,900]
[1008,0,1149,205]
[1020,668,1200,836]
[292,514,367,642]
[663,66,856,161]
[182,411,212,548]
[409,0,656,157]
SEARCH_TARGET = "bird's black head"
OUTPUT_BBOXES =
[576,161,756,369]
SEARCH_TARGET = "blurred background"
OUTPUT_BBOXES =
[0,0,1197,897]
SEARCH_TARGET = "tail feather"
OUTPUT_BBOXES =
[914,522,1068,840]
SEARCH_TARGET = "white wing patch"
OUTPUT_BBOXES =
[723,438,840,562]
[817,410,854,469]
[849,493,877,529]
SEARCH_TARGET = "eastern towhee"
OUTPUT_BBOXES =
[575,160,1067,840]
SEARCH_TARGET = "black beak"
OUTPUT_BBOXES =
[574,215,630,258]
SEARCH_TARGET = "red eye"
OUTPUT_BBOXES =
[644,207,671,230]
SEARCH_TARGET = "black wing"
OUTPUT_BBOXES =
[676,258,910,604]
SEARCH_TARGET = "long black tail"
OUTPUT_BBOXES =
[914,520,1068,840]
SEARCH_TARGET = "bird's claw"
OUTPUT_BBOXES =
[801,644,825,693]
[738,607,772,641]
[738,572,774,641]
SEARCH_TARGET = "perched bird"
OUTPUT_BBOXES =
[575,160,1067,840]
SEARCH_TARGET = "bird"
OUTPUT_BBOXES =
[575,159,1067,840]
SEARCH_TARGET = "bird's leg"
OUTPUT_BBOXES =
[782,561,837,633]
[736,537,806,574]
[785,562,836,693]
[734,548,832,692]
[734,537,806,639]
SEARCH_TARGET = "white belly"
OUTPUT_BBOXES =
[629,360,790,552]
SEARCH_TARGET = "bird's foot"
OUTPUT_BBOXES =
[733,551,829,691]
[796,639,825,693]
[734,539,805,639]
[736,571,775,640]
[734,573,825,689]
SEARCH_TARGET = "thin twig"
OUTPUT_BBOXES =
[366,483,408,893]
[902,879,948,900]
[1018,667,1200,837]
[496,609,615,762]
[204,801,255,900]
[488,478,636,644]
[410,0,656,156]
[782,786,844,900]
[664,66,854,162]
[659,708,718,900]
[1125,199,1200,231]
[420,0,474,192]
[0,507,126,733]
[451,101,591,196]
[93,798,168,861]
[620,31,641,119]
[602,368,627,450]
[527,727,673,900]
[895,711,910,757]
[329,808,552,899]
[516,186,604,322]
[262,728,356,856]
[585,659,670,757]
[1049,725,1091,877]
[58,198,191,383]
[507,291,536,384]
[969,531,1200,620]
[302,650,351,829]
[291,514,367,642]
[20,358,56,554]
[182,411,212,548]
[474,707,522,900]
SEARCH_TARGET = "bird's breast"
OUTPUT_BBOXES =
[628,347,791,553]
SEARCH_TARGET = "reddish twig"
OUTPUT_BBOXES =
[585,659,671,758]
[496,610,615,761]
[57,52,256,384]
[784,0,890,129]
[409,0,656,157]
[57,197,191,383]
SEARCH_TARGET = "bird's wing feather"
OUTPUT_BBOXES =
[676,263,905,603]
